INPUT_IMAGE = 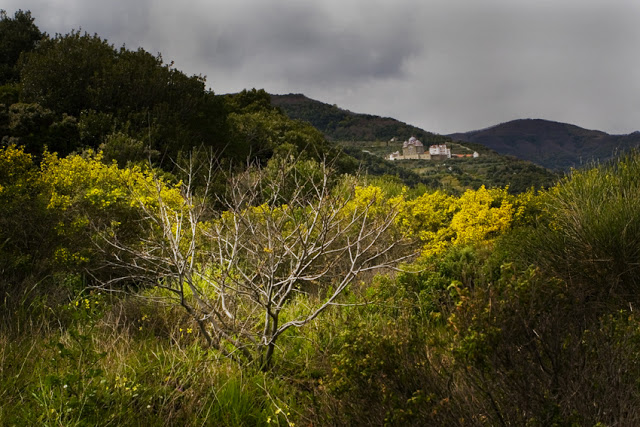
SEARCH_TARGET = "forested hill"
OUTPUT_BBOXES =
[271,93,450,145]
[449,118,640,171]
[272,93,558,193]
[0,11,348,172]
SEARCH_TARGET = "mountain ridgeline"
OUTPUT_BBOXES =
[272,94,558,193]
[271,93,451,145]
[449,119,640,171]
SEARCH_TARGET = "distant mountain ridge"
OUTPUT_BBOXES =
[271,94,558,193]
[271,93,450,146]
[448,119,640,171]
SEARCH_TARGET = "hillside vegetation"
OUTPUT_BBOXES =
[271,93,450,145]
[2,10,640,426]
[449,118,640,171]
[272,94,558,194]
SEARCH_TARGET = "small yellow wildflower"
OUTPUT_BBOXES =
[187,328,193,334]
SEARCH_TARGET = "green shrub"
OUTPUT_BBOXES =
[530,150,640,306]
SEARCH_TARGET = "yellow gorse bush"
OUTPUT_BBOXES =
[39,150,184,269]
[395,185,537,258]
[449,186,514,246]
[0,144,37,197]
[41,150,183,212]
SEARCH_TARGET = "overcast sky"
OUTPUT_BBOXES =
[6,0,640,134]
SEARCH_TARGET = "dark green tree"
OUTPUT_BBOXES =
[20,31,116,116]
[20,32,229,159]
[0,9,43,84]
[2,103,79,156]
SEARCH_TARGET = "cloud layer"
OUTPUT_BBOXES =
[6,0,640,134]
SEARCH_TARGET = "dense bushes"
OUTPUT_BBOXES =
[4,143,640,426]
[3,9,640,425]
[531,152,640,303]
[303,152,640,426]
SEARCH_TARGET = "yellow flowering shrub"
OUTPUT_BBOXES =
[342,185,406,222]
[449,186,514,246]
[40,151,184,270]
[0,144,37,197]
[395,186,538,258]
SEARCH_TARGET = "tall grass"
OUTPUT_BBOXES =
[0,292,301,426]
[534,150,640,304]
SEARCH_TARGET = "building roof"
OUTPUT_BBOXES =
[403,136,423,148]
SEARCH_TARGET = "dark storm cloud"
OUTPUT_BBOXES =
[185,2,423,86]
[12,0,153,46]
[352,0,640,134]
[3,0,640,134]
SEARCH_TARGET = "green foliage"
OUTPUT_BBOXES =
[528,150,640,304]
[77,109,114,147]
[0,9,43,84]
[225,88,275,114]
[20,31,117,117]
[447,262,640,426]
[2,102,79,155]
[99,131,159,167]
[18,31,229,159]
[40,150,183,275]
[0,82,20,105]
[227,106,337,165]
[261,154,326,203]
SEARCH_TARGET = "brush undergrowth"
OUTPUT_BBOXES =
[4,152,640,426]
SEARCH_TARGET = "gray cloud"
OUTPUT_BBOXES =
[186,2,423,86]
[4,0,640,134]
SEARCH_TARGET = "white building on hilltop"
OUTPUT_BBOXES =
[388,136,429,160]
[388,138,471,161]
[403,136,425,157]
[429,144,451,160]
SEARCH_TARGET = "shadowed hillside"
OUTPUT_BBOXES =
[449,119,640,171]
[271,93,450,145]
[272,94,558,193]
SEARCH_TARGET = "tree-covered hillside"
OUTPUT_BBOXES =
[272,94,558,193]
[449,118,640,171]
[271,93,450,145]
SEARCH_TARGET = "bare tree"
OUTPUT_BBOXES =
[93,152,415,368]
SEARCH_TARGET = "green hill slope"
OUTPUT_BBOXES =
[271,93,450,145]
[448,118,640,171]
[272,94,558,193]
